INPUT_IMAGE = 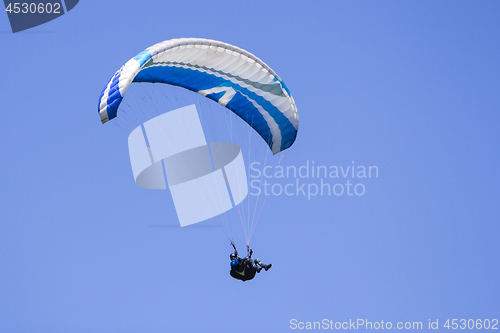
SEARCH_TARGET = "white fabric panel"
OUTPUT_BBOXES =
[198,87,236,107]
[118,59,141,96]
[148,38,278,82]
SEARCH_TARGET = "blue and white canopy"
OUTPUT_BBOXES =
[98,38,299,154]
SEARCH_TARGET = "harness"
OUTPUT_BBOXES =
[229,242,256,281]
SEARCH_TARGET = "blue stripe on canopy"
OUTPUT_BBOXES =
[106,72,123,120]
[133,65,297,152]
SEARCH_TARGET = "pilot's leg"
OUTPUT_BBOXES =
[251,259,263,273]
[255,259,272,271]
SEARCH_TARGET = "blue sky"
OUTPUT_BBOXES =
[1,1,499,332]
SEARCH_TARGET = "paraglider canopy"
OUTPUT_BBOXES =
[98,38,299,154]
